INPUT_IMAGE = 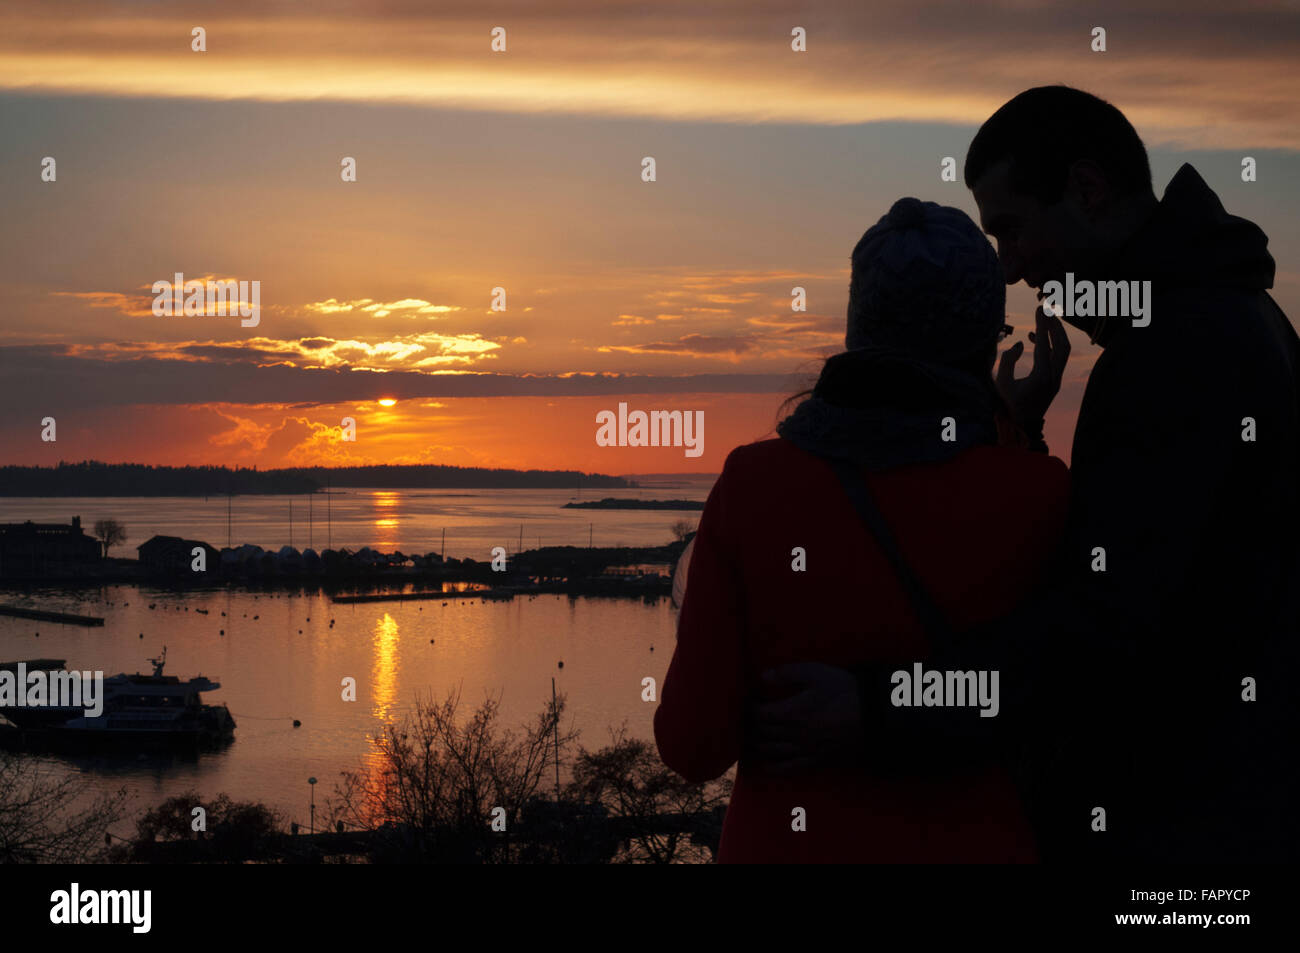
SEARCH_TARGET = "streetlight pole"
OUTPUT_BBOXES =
[309,776,317,835]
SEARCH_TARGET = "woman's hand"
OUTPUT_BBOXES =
[745,663,865,775]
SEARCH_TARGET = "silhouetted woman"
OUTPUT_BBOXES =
[655,198,1069,862]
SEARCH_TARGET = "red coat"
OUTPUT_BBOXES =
[654,437,1069,862]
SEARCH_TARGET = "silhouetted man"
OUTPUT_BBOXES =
[750,86,1300,863]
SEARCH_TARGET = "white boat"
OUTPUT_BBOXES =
[2,648,235,745]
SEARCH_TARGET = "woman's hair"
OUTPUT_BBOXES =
[773,351,1013,429]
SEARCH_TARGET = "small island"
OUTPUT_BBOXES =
[562,497,703,511]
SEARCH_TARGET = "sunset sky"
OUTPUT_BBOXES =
[2,0,1297,474]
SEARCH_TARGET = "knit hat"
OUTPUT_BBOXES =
[845,197,1005,370]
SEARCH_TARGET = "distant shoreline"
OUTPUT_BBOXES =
[562,498,704,510]
[0,462,633,496]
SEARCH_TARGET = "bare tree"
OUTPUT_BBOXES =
[93,518,127,558]
[567,727,731,863]
[669,518,696,543]
[111,790,284,863]
[329,687,578,862]
[0,751,128,862]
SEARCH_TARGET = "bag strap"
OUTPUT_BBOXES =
[829,457,956,653]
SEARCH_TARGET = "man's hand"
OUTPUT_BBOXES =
[996,305,1071,427]
[745,662,864,775]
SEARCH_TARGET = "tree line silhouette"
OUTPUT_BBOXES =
[0,461,631,496]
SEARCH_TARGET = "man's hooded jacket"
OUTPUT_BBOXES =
[856,164,1300,863]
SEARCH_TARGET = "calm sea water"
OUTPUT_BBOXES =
[0,483,713,559]
[0,485,714,838]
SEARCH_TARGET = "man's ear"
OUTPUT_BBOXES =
[1064,159,1113,221]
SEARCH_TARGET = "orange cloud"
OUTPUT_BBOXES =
[598,333,761,360]
[60,333,503,370]
[305,297,463,318]
[2,5,1295,148]
[52,290,153,318]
